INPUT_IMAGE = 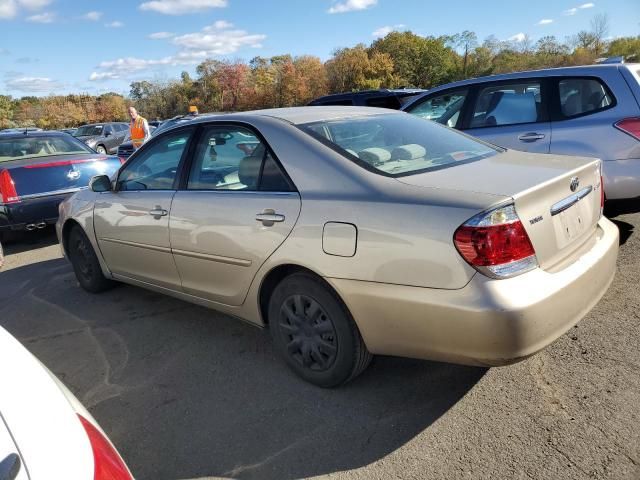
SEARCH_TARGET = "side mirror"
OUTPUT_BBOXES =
[90,175,112,193]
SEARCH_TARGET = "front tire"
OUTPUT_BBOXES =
[67,226,115,293]
[95,145,107,154]
[269,273,372,387]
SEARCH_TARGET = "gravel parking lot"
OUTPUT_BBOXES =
[1,202,639,480]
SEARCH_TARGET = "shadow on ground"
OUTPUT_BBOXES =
[2,227,58,255]
[0,259,485,480]
[604,198,640,219]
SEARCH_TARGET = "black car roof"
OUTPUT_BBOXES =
[310,88,426,103]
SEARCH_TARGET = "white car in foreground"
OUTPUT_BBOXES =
[0,326,132,480]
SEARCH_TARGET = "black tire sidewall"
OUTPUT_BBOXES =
[269,274,359,387]
[68,226,110,293]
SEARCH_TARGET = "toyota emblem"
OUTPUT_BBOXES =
[569,176,579,192]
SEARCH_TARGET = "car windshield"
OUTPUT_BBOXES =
[300,113,499,177]
[0,135,94,162]
[74,125,104,137]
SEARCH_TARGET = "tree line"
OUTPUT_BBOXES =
[1,14,638,130]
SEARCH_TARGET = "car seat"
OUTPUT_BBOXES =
[485,92,538,126]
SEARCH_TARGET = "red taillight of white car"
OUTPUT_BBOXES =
[0,169,19,204]
[454,204,538,279]
[614,117,640,141]
[77,415,132,480]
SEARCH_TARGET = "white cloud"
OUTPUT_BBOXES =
[372,24,405,37]
[328,0,376,14]
[5,76,62,92]
[18,0,51,9]
[564,7,578,15]
[579,2,595,8]
[82,11,102,21]
[0,0,18,19]
[105,20,124,28]
[536,18,553,25]
[139,0,227,15]
[26,11,54,22]
[89,71,121,81]
[565,3,595,14]
[172,21,266,55]
[148,31,175,39]
[0,0,51,19]
[508,32,526,42]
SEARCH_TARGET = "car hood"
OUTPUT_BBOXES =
[0,327,94,479]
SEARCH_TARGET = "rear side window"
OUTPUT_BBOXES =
[365,96,401,109]
[559,78,613,118]
[470,81,544,128]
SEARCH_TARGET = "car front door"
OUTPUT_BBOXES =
[462,79,551,153]
[169,124,301,306]
[404,88,470,128]
[93,127,195,289]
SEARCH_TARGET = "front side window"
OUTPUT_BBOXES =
[470,81,543,128]
[559,78,613,117]
[117,129,192,191]
[301,113,498,177]
[188,126,292,192]
[0,135,93,162]
[407,90,468,127]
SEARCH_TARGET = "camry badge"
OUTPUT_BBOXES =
[569,176,579,192]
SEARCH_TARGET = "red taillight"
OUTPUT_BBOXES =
[600,174,605,210]
[0,169,20,204]
[454,204,537,278]
[614,117,640,141]
[77,415,132,480]
[23,157,106,169]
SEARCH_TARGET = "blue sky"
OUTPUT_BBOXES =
[0,0,638,97]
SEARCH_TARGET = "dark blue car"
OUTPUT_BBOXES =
[0,131,122,242]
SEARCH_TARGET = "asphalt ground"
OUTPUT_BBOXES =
[0,200,639,480]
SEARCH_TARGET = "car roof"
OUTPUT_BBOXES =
[412,63,640,94]
[311,88,426,101]
[227,106,399,125]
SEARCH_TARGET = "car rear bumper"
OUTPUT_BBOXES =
[0,192,72,231]
[602,158,640,200]
[328,217,619,366]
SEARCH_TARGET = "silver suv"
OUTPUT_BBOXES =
[403,64,640,200]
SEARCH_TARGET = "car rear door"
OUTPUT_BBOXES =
[462,78,551,153]
[93,126,195,289]
[169,123,301,306]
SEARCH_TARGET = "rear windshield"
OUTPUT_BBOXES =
[0,135,93,162]
[300,113,499,177]
[74,125,104,136]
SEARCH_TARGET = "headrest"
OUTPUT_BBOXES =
[486,92,537,125]
[238,155,262,189]
[391,144,426,161]
[357,148,391,166]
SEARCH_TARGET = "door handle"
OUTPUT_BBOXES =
[148,206,168,219]
[518,132,546,142]
[256,209,285,226]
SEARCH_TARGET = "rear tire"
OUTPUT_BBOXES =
[67,225,115,293]
[269,273,372,387]
[95,145,107,154]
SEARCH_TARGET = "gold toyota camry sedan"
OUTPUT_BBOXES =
[57,107,619,387]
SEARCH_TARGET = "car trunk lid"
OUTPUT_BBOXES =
[397,149,603,270]
[1,154,121,200]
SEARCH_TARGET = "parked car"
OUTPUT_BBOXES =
[0,326,133,479]
[58,107,618,387]
[73,122,128,154]
[117,113,218,162]
[60,127,77,136]
[0,131,121,242]
[0,127,42,134]
[309,88,426,110]
[402,63,640,200]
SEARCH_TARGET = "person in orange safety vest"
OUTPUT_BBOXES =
[128,106,150,149]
